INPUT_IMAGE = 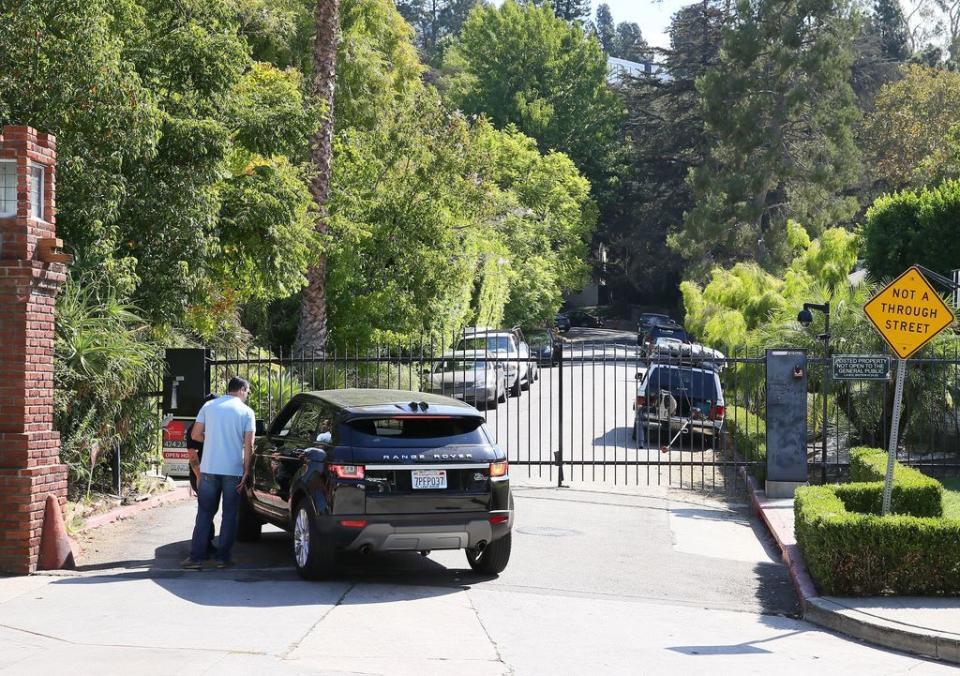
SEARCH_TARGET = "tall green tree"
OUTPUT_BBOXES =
[872,0,911,60]
[861,64,960,190]
[595,4,616,54]
[675,0,862,275]
[442,0,622,193]
[614,22,648,61]
[395,0,481,62]
[603,0,728,305]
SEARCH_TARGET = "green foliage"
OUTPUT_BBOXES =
[441,0,622,191]
[337,0,425,131]
[0,0,320,337]
[395,0,481,62]
[55,275,164,497]
[863,179,960,282]
[681,223,859,349]
[676,0,862,272]
[795,484,960,595]
[727,405,766,481]
[325,91,595,346]
[861,65,960,190]
[843,447,944,516]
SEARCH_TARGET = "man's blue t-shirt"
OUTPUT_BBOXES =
[196,395,256,476]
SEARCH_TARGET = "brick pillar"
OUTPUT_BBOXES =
[0,126,67,575]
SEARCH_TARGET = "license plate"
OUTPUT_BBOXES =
[412,469,447,490]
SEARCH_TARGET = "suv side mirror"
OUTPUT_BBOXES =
[255,419,267,436]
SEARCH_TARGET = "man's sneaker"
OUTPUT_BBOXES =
[216,560,234,570]
[181,558,203,571]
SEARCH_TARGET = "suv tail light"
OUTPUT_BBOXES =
[329,464,365,480]
[709,405,725,421]
[489,461,508,478]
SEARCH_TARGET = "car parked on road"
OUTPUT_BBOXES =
[564,309,604,328]
[632,364,725,445]
[455,328,535,396]
[638,313,675,333]
[526,329,560,366]
[239,389,514,579]
[421,353,508,409]
[638,322,691,355]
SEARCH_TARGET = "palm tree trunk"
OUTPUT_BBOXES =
[295,0,341,355]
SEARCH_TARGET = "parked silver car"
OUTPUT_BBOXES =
[421,353,508,409]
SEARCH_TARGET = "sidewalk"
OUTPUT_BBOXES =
[748,478,960,664]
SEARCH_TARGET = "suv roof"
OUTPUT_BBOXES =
[303,388,475,413]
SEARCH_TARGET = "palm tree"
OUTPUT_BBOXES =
[295,0,341,355]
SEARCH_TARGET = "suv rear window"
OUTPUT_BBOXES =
[346,416,489,445]
[645,367,718,400]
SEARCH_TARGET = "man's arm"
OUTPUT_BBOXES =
[238,430,254,492]
[190,422,205,443]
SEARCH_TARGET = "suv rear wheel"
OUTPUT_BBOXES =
[293,500,336,580]
[465,532,511,575]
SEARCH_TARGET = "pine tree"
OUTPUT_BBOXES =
[551,0,591,22]
[872,0,910,61]
[676,0,862,274]
[596,4,616,54]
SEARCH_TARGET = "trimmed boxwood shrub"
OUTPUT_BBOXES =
[841,447,943,517]
[795,486,960,595]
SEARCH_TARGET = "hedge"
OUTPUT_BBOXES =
[840,447,943,517]
[728,405,766,481]
[795,486,960,595]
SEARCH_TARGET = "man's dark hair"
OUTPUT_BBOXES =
[227,376,250,393]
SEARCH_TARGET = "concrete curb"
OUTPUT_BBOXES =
[80,486,192,532]
[745,472,960,664]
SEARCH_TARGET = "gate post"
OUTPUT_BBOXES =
[0,126,68,574]
[765,349,808,498]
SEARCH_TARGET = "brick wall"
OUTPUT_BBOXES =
[0,125,67,575]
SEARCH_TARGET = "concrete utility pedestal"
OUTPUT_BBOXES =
[765,349,809,499]
[0,126,68,575]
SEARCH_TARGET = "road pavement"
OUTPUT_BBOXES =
[0,481,954,674]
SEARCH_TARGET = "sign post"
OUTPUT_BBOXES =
[863,266,955,514]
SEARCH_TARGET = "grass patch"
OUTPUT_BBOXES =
[944,478,960,520]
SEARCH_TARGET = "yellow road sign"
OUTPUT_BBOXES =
[863,266,955,359]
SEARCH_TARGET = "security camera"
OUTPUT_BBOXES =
[797,308,813,327]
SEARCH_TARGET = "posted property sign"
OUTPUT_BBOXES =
[832,355,890,381]
[863,266,955,360]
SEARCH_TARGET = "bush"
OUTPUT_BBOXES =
[841,447,943,517]
[795,485,960,595]
[728,405,766,481]
[55,275,164,497]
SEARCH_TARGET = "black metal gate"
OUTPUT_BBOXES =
[178,334,960,493]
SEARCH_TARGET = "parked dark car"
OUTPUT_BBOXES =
[526,329,560,366]
[638,313,675,333]
[565,309,604,328]
[239,389,514,579]
[638,322,690,354]
[554,313,571,333]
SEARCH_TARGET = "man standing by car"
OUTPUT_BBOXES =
[181,377,255,570]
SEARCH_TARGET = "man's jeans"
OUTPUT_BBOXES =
[190,473,241,564]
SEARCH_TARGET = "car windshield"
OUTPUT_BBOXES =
[458,336,514,352]
[655,337,683,348]
[652,325,688,341]
[435,359,494,372]
[527,331,550,347]
[642,314,671,324]
[646,367,718,400]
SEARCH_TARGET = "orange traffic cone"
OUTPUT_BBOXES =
[38,494,76,570]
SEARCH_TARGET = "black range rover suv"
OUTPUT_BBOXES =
[238,389,513,579]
